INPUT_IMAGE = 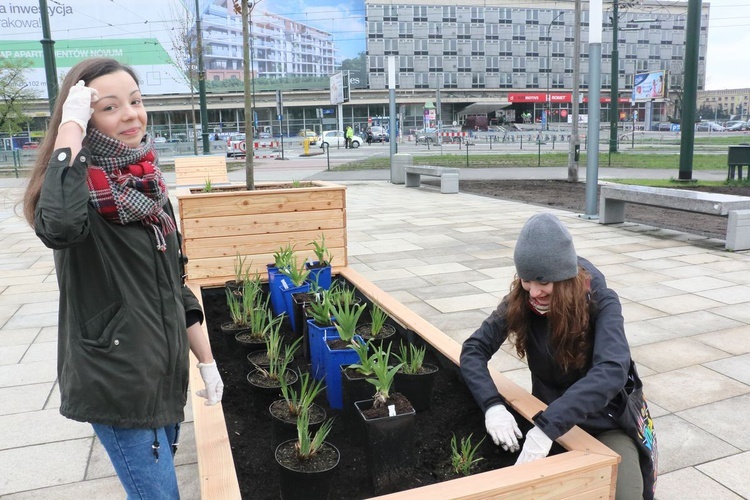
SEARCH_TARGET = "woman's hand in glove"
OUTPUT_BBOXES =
[484,404,522,452]
[515,426,553,465]
[196,360,224,406]
[59,80,98,138]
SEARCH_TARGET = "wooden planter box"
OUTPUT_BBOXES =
[186,269,618,499]
[178,183,618,498]
[175,181,348,285]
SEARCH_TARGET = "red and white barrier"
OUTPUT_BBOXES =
[441,132,467,138]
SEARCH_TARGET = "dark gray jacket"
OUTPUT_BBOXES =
[34,148,202,429]
[460,258,631,441]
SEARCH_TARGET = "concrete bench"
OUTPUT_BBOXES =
[599,184,750,251]
[174,155,229,187]
[404,165,459,194]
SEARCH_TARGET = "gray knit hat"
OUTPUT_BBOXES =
[514,213,578,282]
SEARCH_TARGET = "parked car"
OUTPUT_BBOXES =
[258,132,273,139]
[153,136,167,143]
[366,126,389,143]
[695,121,726,132]
[21,141,40,149]
[298,129,318,145]
[415,127,438,144]
[319,130,362,149]
[226,133,247,157]
[724,120,748,131]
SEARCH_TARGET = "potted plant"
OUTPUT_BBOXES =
[323,299,366,409]
[274,410,339,500]
[306,233,334,290]
[225,252,249,298]
[340,339,379,441]
[243,308,287,369]
[246,333,301,403]
[354,345,415,491]
[450,433,485,477]
[269,372,327,446]
[220,286,250,349]
[355,301,397,346]
[306,290,337,379]
[269,244,295,316]
[392,343,439,412]
[234,276,277,358]
[278,255,312,331]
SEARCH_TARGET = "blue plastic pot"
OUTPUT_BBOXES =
[267,268,289,317]
[305,262,332,290]
[323,335,363,409]
[307,319,338,380]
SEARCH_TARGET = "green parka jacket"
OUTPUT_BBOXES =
[34,147,202,429]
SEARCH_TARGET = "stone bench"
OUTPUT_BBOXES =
[599,184,750,251]
[404,165,459,194]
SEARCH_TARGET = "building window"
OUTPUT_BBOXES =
[414,39,428,55]
[458,23,471,39]
[399,56,414,72]
[458,56,471,72]
[415,72,429,88]
[413,6,427,22]
[553,73,564,89]
[565,57,574,73]
[526,9,539,25]
[444,39,457,55]
[384,5,398,22]
[551,10,565,25]
[486,24,500,40]
[443,6,456,22]
[429,22,442,39]
[526,72,539,88]
[399,22,413,39]
[472,72,485,88]
[513,56,526,73]
[471,7,483,23]
[513,24,526,41]
[370,55,385,73]
[486,56,499,73]
[499,8,512,24]
[443,72,458,88]
[499,73,512,88]
[472,40,485,55]
[385,39,399,55]
[369,21,383,39]
[565,26,574,42]
[672,44,684,60]
[499,40,511,56]
[429,56,442,72]
[525,40,539,57]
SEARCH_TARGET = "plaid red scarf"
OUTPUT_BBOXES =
[86,129,175,252]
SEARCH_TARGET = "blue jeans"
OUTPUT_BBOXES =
[92,423,181,500]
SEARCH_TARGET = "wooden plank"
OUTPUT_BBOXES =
[175,155,228,186]
[178,185,346,219]
[185,248,347,282]
[181,209,346,239]
[187,282,241,500]
[370,451,616,499]
[184,228,346,260]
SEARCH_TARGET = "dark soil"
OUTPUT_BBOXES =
[458,180,750,241]
[201,284,552,499]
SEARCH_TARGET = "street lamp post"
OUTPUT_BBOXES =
[545,11,565,131]
[608,0,620,153]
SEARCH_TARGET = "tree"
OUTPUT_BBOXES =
[0,58,35,135]
[340,52,366,73]
[165,2,200,155]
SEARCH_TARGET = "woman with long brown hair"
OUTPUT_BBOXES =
[23,58,223,498]
[461,213,657,499]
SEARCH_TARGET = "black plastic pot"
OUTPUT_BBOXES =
[275,439,340,500]
[341,367,375,442]
[219,322,247,350]
[355,398,416,492]
[393,363,439,412]
[269,400,327,446]
[246,368,299,405]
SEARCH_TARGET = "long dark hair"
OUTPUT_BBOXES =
[22,58,141,227]
[504,268,594,373]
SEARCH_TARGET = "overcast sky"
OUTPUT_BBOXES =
[705,0,750,89]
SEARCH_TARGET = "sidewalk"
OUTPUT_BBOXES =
[1,165,748,499]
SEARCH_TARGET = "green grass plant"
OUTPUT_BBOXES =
[450,433,485,476]
[295,409,334,460]
[280,372,326,418]
[394,344,426,375]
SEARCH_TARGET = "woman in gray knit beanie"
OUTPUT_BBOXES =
[460,213,657,500]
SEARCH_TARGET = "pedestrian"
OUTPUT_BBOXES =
[366,127,373,145]
[345,125,354,149]
[460,213,657,500]
[22,58,224,499]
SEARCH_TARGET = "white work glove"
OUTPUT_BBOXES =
[515,426,554,465]
[485,404,523,452]
[59,80,98,138]
[196,360,224,406]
